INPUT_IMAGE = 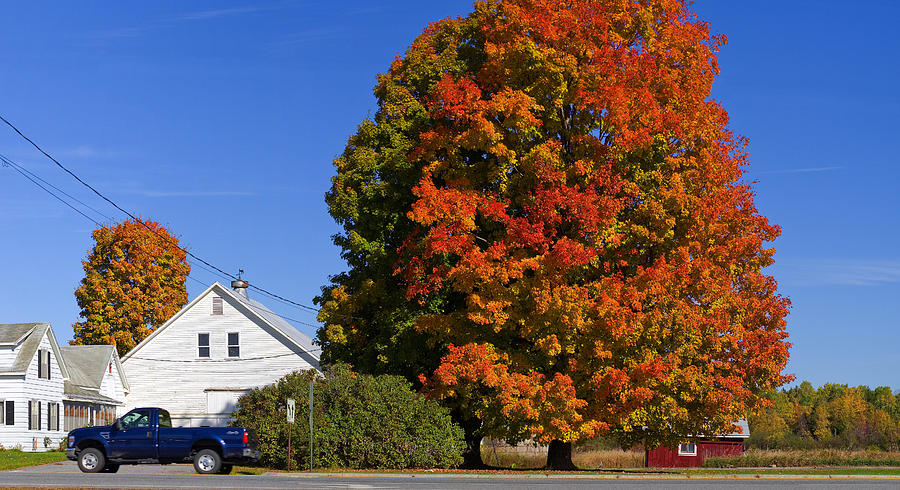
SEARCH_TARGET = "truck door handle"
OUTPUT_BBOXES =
[147,431,152,438]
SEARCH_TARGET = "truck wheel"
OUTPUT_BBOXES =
[219,464,233,475]
[193,449,222,474]
[101,463,120,473]
[77,448,106,473]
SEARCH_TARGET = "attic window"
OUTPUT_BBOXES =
[227,332,240,358]
[212,297,223,315]
[37,349,51,380]
[678,442,697,456]
[198,333,210,358]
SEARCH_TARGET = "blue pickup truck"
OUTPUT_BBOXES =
[66,407,260,474]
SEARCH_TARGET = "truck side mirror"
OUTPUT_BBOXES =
[113,420,123,431]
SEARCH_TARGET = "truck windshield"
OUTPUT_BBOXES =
[158,409,172,428]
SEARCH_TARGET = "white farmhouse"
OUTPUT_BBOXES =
[0,323,67,451]
[120,280,320,427]
[1,323,131,451]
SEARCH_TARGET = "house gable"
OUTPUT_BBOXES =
[120,282,319,424]
[123,282,319,366]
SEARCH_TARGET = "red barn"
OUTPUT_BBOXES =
[645,420,749,467]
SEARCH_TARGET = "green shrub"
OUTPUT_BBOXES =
[232,364,465,470]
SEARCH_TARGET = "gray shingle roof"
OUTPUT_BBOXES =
[0,323,41,344]
[0,323,50,374]
[63,380,120,405]
[58,345,115,389]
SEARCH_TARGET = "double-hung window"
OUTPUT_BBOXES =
[227,332,240,358]
[678,442,697,456]
[29,400,40,430]
[48,403,59,431]
[198,333,210,358]
[37,349,51,379]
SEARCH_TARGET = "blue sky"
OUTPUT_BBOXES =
[1,1,897,389]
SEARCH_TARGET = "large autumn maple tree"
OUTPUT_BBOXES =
[318,0,791,468]
[72,219,190,356]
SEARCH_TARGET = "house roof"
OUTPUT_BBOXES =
[59,345,115,388]
[122,282,320,368]
[723,419,751,439]
[0,323,40,345]
[63,380,121,405]
[0,323,69,378]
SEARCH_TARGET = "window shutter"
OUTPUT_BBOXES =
[27,401,31,430]
[5,401,13,426]
[37,350,43,379]
[47,350,51,380]
[37,402,41,431]
[212,297,223,315]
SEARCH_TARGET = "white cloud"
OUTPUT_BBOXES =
[172,6,272,22]
[124,190,255,198]
[777,259,900,286]
[757,166,842,175]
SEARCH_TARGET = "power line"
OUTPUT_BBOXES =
[0,113,333,317]
[0,153,114,223]
[185,274,323,331]
[129,350,322,363]
[1,154,102,226]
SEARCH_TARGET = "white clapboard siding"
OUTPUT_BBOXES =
[0,329,66,451]
[121,283,318,426]
[0,346,17,366]
[97,354,126,402]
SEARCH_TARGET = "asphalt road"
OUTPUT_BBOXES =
[1,461,898,489]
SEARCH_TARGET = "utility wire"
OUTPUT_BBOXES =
[1,154,102,226]
[129,350,322,363]
[185,274,323,332]
[0,153,114,223]
[0,113,335,317]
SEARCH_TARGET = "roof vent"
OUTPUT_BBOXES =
[232,270,249,299]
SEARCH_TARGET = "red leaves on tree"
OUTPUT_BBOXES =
[392,0,792,446]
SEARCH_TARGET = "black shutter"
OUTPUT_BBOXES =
[56,403,60,431]
[5,401,13,426]
[27,401,31,430]
[47,351,51,380]
[37,402,41,431]
[37,351,43,379]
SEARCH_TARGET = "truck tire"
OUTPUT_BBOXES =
[77,448,106,473]
[101,463,120,473]
[219,464,233,474]
[193,449,222,474]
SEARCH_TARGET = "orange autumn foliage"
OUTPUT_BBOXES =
[72,219,190,356]
[320,0,791,450]
[401,0,792,447]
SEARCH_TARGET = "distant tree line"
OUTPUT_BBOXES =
[748,382,900,451]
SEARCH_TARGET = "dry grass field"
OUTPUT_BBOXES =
[481,445,644,469]
[704,448,900,467]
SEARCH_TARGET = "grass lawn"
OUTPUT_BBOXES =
[0,450,67,471]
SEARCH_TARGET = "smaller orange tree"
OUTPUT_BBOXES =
[72,219,190,356]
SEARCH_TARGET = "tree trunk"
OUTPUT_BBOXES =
[545,440,577,470]
[458,415,486,469]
